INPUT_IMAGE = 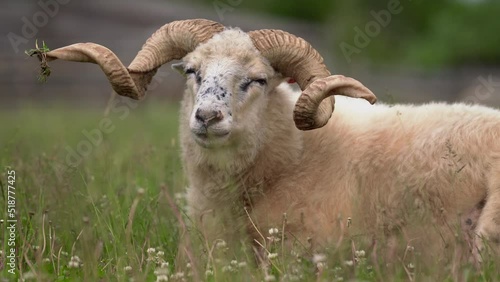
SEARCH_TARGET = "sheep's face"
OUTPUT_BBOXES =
[174,29,281,149]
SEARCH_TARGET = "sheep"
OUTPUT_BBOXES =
[31,19,500,266]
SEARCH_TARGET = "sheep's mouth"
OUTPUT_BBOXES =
[191,130,231,148]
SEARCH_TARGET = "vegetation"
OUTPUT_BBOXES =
[192,0,500,68]
[25,40,52,83]
[326,0,500,67]
[1,103,499,281]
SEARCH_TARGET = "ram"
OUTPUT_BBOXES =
[31,19,500,265]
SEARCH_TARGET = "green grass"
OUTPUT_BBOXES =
[0,101,182,281]
[1,102,499,281]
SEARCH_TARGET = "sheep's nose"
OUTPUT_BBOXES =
[195,108,223,127]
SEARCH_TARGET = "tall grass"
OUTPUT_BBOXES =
[0,102,499,281]
[1,102,182,281]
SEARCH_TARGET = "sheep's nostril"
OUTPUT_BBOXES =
[195,108,223,127]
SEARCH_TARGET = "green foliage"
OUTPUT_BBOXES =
[329,0,500,67]
[404,2,500,67]
[25,40,52,83]
[190,0,500,68]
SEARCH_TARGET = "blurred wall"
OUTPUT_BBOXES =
[1,0,499,109]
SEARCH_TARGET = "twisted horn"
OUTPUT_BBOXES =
[248,29,376,130]
[36,19,224,99]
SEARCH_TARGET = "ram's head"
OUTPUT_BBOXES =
[32,19,376,142]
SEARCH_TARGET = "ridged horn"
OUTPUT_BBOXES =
[248,29,377,130]
[36,19,224,100]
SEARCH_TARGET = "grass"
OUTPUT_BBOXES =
[0,101,499,281]
[25,40,52,83]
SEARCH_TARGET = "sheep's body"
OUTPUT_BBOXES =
[248,95,500,249]
[178,29,500,259]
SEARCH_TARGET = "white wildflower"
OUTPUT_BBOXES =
[205,269,213,277]
[355,250,366,257]
[215,240,227,249]
[312,253,327,264]
[124,266,132,272]
[238,261,247,268]
[344,260,354,266]
[137,187,145,195]
[267,253,278,259]
[267,228,281,242]
[147,248,156,254]
[71,256,81,263]
[171,271,184,279]
[68,256,81,269]
[316,261,326,271]
[268,228,279,235]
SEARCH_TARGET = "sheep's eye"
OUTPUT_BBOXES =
[185,68,202,84]
[254,79,267,86]
[240,78,267,92]
[185,68,196,75]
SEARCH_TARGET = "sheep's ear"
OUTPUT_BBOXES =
[171,62,186,76]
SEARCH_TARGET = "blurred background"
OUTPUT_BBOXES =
[1,2,499,279]
[1,0,500,108]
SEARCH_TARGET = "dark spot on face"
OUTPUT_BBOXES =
[221,92,226,98]
[466,218,472,226]
[219,74,223,77]
[228,111,232,116]
[216,95,220,101]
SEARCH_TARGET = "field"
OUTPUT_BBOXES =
[1,101,499,281]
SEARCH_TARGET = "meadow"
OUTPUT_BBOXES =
[1,101,499,281]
